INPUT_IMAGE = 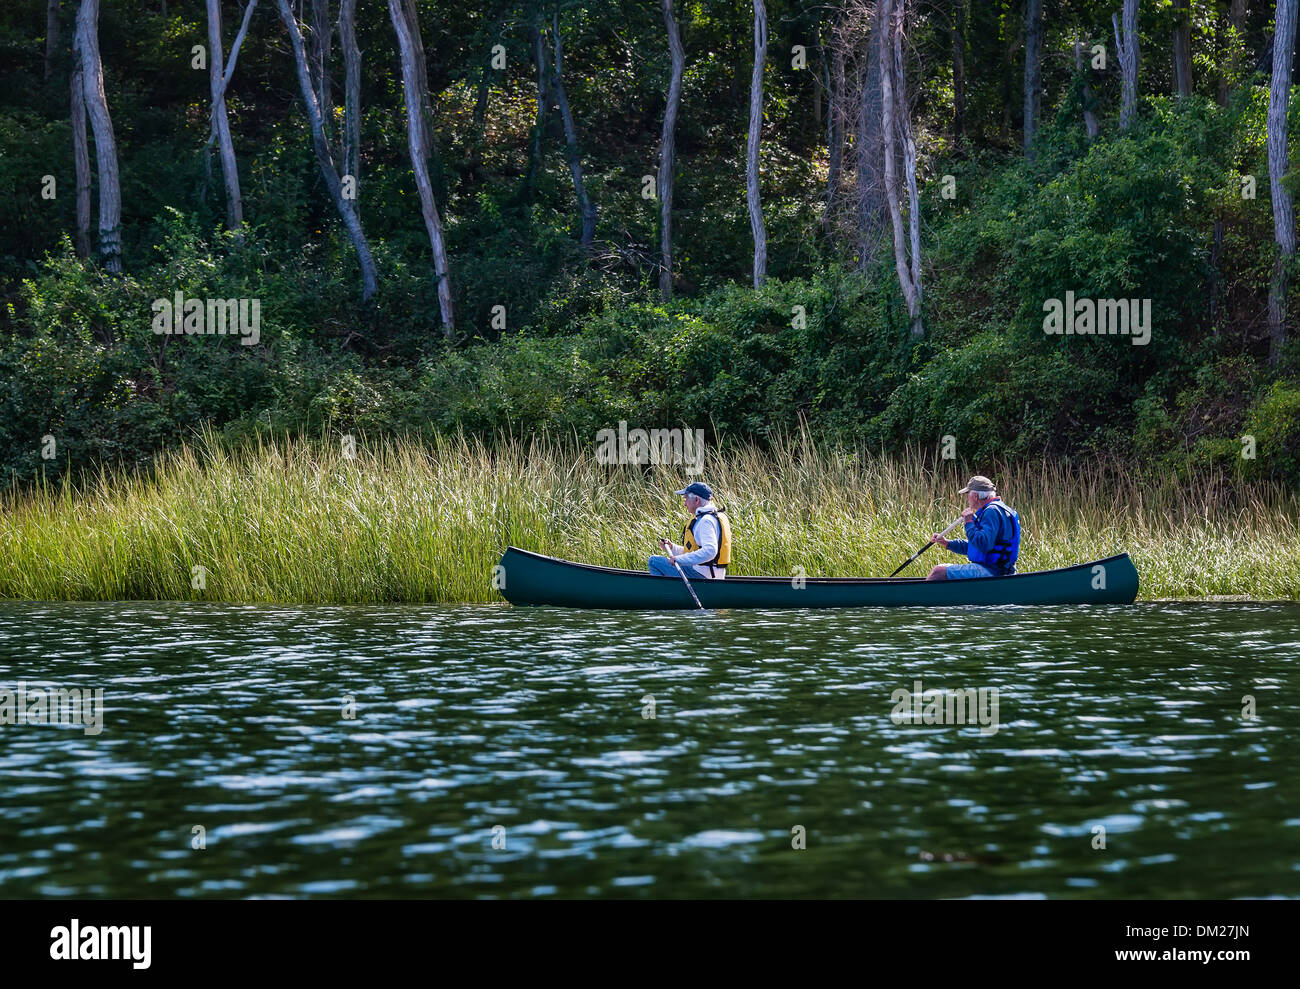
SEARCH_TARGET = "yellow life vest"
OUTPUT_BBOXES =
[682,508,731,568]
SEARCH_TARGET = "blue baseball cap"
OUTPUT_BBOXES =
[674,481,713,500]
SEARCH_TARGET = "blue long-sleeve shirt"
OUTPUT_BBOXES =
[947,499,1017,565]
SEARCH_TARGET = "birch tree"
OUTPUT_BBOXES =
[879,0,922,336]
[74,0,121,272]
[1113,0,1140,130]
[389,0,455,334]
[1268,0,1298,364]
[658,0,685,299]
[205,0,248,231]
[747,0,768,287]
[548,9,597,248]
[201,0,256,222]
[275,0,377,300]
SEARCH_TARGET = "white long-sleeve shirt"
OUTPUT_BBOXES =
[667,501,724,577]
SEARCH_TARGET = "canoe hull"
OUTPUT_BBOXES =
[496,547,1140,609]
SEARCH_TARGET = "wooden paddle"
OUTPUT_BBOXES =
[889,516,966,577]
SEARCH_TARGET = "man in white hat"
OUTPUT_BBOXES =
[648,481,732,579]
[926,475,1021,580]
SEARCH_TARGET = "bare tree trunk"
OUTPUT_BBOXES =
[1113,0,1140,130]
[747,0,768,287]
[70,56,91,258]
[1024,0,1042,152]
[658,0,685,300]
[75,0,121,272]
[1172,0,1193,97]
[1075,33,1100,139]
[951,0,965,138]
[338,0,361,190]
[275,0,377,300]
[549,10,597,248]
[879,0,922,337]
[206,0,243,232]
[402,0,435,154]
[45,0,60,82]
[855,2,886,270]
[389,0,454,335]
[310,0,331,138]
[201,0,256,210]
[1268,0,1297,364]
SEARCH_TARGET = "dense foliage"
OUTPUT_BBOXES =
[0,0,1296,488]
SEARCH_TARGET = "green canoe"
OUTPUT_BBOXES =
[496,546,1140,609]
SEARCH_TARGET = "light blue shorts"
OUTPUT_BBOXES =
[944,562,997,580]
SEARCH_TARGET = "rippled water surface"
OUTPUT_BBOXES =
[1,601,1298,898]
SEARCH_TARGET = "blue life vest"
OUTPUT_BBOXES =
[966,500,1021,575]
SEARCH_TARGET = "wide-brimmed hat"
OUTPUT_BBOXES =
[958,475,996,494]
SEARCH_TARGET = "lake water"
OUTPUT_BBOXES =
[1,601,1297,898]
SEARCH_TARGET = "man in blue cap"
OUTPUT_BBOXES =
[926,475,1021,580]
[648,481,733,579]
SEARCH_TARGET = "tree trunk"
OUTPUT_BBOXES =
[1268,0,1297,364]
[1075,34,1099,139]
[206,0,244,231]
[1172,0,1193,97]
[310,0,331,137]
[1024,0,1042,153]
[45,0,61,82]
[1114,0,1139,130]
[401,0,435,154]
[879,0,922,337]
[747,0,768,287]
[855,2,886,270]
[549,10,597,248]
[389,0,454,335]
[275,0,377,300]
[338,0,361,190]
[658,0,685,300]
[70,56,91,258]
[951,0,965,138]
[75,0,121,272]
[201,0,255,212]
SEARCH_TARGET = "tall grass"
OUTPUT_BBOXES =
[1,433,1296,602]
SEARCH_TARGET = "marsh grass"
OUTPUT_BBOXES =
[1,432,1297,603]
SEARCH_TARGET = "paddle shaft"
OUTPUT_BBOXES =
[889,516,966,577]
[669,556,705,609]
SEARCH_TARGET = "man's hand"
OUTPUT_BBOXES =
[960,507,976,522]
[931,534,949,549]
